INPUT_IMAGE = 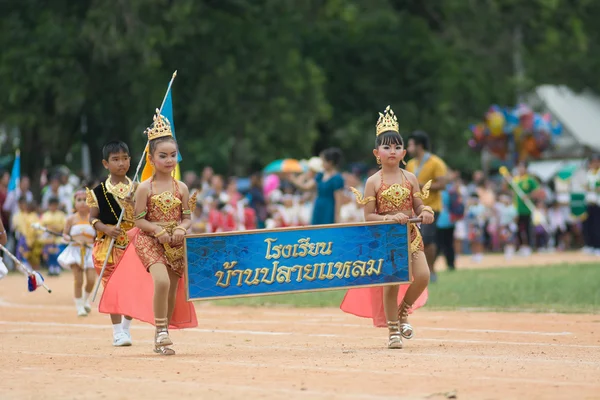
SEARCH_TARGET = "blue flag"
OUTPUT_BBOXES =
[160,89,182,163]
[8,149,20,192]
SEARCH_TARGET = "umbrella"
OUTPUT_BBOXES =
[263,159,305,174]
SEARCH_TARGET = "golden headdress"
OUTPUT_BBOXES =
[376,105,399,136]
[145,108,173,141]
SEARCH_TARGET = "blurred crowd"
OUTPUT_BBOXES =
[1,150,599,275]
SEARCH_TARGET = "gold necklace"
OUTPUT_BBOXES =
[105,175,132,200]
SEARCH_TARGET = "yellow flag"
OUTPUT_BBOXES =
[172,163,181,180]
[140,147,153,182]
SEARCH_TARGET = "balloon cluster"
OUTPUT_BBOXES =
[468,104,562,162]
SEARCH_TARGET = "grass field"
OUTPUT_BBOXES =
[211,263,600,313]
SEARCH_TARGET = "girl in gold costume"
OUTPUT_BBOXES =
[131,110,197,355]
[341,106,434,349]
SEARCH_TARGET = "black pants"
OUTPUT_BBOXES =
[436,226,456,269]
[583,204,600,249]
[517,214,532,248]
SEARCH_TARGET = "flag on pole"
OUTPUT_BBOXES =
[141,83,181,181]
[8,149,20,192]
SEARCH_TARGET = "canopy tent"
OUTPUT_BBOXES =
[529,85,600,156]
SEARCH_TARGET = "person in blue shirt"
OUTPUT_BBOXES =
[288,148,345,225]
[436,186,457,272]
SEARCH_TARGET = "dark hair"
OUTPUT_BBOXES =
[408,130,430,151]
[376,131,404,148]
[320,147,343,168]
[148,136,177,156]
[48,197,59,205]
[102,141,130,161]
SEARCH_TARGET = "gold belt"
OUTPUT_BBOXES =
[151,221,184,264]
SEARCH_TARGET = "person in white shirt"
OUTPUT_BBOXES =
[495,194,518,258]
[583,154,600,255]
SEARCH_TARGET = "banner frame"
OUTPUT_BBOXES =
[183,220,415,301]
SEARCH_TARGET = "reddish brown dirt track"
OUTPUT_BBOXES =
[1,255,599,400]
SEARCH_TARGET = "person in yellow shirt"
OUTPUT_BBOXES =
[406,131,448,282]
[40,197,67,276]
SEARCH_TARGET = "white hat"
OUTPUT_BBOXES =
[308,157,323,173]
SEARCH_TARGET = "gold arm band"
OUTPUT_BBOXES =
[421,206,434,215]
[174,226,187,234]
[154,229,167,238]
[182,209,192,215]
[91,219,100,227]
[134,210,147,220]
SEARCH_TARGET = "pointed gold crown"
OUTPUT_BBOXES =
[376,105,399,136]
[146,108,173,141]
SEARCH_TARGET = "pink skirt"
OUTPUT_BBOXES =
[340,285,428,328]
[98,228,198,330]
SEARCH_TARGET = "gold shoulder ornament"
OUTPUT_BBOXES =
[188,190,199,213]
[350,187,376,205]
[413,180,432,200]
[86,188,98,208]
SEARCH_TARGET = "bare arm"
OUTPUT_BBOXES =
[0,219,6,246]
[177,182,192,231]
[362,177,387,222]
[62,215,74,240]
[288,173,316,191]
[407,173,426,214]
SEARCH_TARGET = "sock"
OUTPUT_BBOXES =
[121,318,132,333]
[83,291,92,304]
[74,298,83,308]
[113,323,123,336]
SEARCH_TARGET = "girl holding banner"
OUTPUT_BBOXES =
[342,106,433,349]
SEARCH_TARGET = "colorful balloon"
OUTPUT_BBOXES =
[487,111,505,137]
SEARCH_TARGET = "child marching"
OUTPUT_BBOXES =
[128,110,197,355]
[341,105,434,349]
[58,190,96,316]
[86,141,136,346]
[98,111,198,355]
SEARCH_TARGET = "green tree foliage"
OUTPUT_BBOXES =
[1,0,599,181]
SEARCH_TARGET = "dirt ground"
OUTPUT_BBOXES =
[1,252,599,400]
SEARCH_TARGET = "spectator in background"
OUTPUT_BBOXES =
[495,194,518,259]
[548,200,569,251]
[511,162,540,256]
[0,171,9,234]
[288,147,345,225]
[436,170,463,271]
[406,131,447,282]
[42,176,67,211]
[3,176,33,228]
[466,194,486,263]
[583,153,600,255]
[247,173,268,229]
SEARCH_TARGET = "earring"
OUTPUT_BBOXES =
[402,159,407,166]
[376,156,381,165]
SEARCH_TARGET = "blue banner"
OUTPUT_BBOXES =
[184,222,413,301]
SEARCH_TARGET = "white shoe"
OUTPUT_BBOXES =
[84,301,92,314]
[113,332,132,347]
[76,306,88,317]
